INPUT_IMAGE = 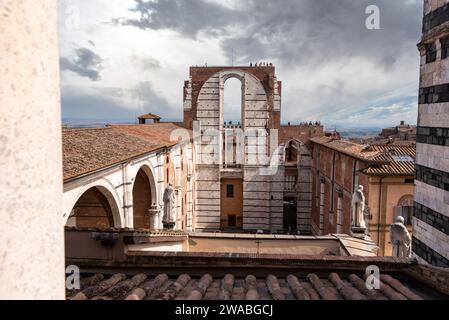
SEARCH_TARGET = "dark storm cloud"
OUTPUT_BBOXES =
[60,47,104,81]
[113,0,239,38]
[117,0,422,67]
[220,0,422,67]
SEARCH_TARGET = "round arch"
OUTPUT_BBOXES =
[283,139,301,164]
[131,164,158,229]
[398,195,414,206]
[131,164,158,206]
[65,184,122,229]
[223,76,245,125]
[395,194,414,226]
[197,69,269,130]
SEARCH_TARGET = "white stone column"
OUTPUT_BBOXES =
[0,0,64,299]
[149,206,160,230]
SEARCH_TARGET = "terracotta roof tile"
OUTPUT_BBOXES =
[363,145,416,176]
[310,137,380,162]
[67,271,434,300]
[110,122,191,146]
[62,127,169,181]
[310,138,416,176]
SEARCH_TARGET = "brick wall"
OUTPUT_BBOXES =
[310,143,370,236]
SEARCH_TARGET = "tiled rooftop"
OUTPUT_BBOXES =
[363,145,416,176]
[310,137,416,176]
[67,271,441,300]
[309,137,381,162]
[63,123,188,181]
[110,122,191,146]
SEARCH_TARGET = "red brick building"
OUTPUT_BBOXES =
[310,136,415,256]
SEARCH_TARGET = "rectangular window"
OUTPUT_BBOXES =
[404,178,414,184]
[442,37,449,59]
[228,215,236,227]
[426,42,437,64]
[226,184,234,198]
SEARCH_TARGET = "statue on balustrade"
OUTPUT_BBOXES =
[351,185,366,229]
[162,184,176,230]
[390,216,412,258]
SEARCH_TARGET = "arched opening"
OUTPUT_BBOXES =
[223,77,243,126]
[285,141,299,164]
[394,195,414,226]
[67,187,115,228]
[132,168,153,229]
[284,140,299,191]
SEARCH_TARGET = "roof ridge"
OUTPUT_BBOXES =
[62,127,113,132]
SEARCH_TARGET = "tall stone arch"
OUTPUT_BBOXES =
[184,66,283,232]
[184,66,282,131]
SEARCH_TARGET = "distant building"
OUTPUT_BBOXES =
[137,112,161,124]
[376,121,416,144]
[350,121,416,146]
[414,0,449,267]
[310,136,415,256]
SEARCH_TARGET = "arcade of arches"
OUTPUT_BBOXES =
[69,167,156,230]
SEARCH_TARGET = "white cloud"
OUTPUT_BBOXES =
[59,0,422,129]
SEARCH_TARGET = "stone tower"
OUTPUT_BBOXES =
[415,0,449,267]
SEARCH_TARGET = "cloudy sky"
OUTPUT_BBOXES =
[59,0,423,129]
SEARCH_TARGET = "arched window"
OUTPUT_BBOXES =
[394,196,414,225]
[223,77,243,126]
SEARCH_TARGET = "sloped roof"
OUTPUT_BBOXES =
[110,122,191,145]
[63,127,169,181]
[363,145,416,176]
[137,113,161,120]
[310,137,380,162]
[310,137,416,176]
[69,271,428,300]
